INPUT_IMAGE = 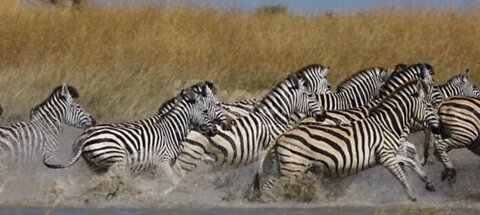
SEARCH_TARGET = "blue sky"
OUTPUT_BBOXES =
[100,0,479,14]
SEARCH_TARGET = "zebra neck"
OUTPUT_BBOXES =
[371,103,412,136]
[30,110,63,137]
[255,98,293,129]
[440,84,457,98]
[157,108,191,143]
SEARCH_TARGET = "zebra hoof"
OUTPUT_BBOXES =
[425,182,436,192]
[441,168,456,182]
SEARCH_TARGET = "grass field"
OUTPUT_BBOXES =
[0,1,479,121]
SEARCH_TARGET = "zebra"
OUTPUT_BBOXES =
[276,63,442,191]
[429,96,480,182]
[171,72,328,189]
[220,64,332,119]
[0,84,95,171]
[256,81,441,202]
[422,69,480,165]
[220,65,392,120]
[43,81,229,194]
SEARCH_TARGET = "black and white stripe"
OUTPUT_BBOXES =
[421,70,480,165]
[172,73,327,185]
[257,81,440,201]
[220,64,331,119]
[430,96,480,182]
[0,84,95,170]
[43,82,229,194]
[221,65,392,120]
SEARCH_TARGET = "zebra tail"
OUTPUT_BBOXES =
[43,133,87,169]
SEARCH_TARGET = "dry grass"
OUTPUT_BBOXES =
[0,1,479,121]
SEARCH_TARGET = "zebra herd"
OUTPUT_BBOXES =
[0,63,478,202]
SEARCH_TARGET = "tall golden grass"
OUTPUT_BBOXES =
[0,1,479,121]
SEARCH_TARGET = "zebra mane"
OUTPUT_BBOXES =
[30,85,79,118]
[157,97,177,115]
[336,67,387,91]
[297,64,326,73]
[442,72,468,86]
[190,81,218,96]
[368,80,429,115]
[253,73,303,111]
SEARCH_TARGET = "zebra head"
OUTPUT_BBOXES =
[443,69,479,98]
[30,84,95,129]
[191,81,232,131]
[287,73,326,122]
[180,88,218,137]
[296,64,332,94]
[58,84,96,129]
[411,81,441,135]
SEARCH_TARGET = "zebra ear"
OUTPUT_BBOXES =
[394,63,407,72]
[290,74,300,89]
[60,83,71,100]
[204,81,217,95]
[320,67,330,77]
[413,81,424,97]
[183,89,197,104]
[464,69,470,81]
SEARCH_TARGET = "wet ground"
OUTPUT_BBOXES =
[0,128,479,214]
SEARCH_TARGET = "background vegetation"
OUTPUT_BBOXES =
[0,0,478,121]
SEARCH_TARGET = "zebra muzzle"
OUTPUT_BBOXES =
[430,125,441,135]
[314,113,326,122]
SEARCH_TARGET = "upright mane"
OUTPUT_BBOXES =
[253,73,300,111]
[336,67,387,91]
[368,80,428,115]
[30,85,79,118]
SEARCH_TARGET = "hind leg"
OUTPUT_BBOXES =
[104,160,129,199]
[259,149,309,202]
[396,154,435,192]
[434,138,457,182]
[159,160,180,196]
[381,155,417,201]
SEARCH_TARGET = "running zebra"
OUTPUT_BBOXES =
[44,81,228,192]
[0,84,95,170]
[256,81,441,201]
[171,73,327,186]
[277,63,442,191]
[431,96,480,182]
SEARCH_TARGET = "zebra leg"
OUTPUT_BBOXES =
[382,159,417,201]
[105,160,129,200]
[398,140,435,191]
[434,138,456,182]
[396,155,435,192]
[246,150,270,200]
[160,160,180,196]
[422,130,433,166]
